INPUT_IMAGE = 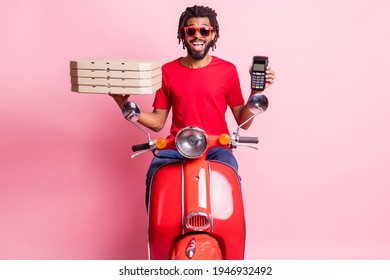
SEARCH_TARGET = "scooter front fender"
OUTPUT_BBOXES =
[170,234,222,260]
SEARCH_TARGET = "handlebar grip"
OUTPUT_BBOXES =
[238,136,259,144]
[132,143,150,152]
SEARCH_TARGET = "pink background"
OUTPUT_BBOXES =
[1,0,389,259]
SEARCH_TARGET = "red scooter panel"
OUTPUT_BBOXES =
[148,159,245,260]
[182,159,212,233]
[148,163,183,260]
[170,234,222,260]
[210,161,245,260]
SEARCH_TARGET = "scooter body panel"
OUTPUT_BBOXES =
[148,163,183,260]
[209,161,245,259]
[148,158,245,260]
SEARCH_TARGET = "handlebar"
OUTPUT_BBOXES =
[237,136,259,144]
[132,142,150,152]
[130,134,259,157]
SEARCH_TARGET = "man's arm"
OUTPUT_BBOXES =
[138,108,169,132]
[231,95,258,130]
[109,94,169,132]
[231,66,275,130]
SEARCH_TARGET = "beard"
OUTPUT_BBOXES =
[184,39,213,60]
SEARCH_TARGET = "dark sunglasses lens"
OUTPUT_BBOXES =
[185,28,196,36]
[199,28,211,36]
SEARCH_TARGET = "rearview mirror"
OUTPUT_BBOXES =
[247,94,269,114]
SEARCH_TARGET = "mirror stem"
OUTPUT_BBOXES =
[131,120,152,143]
[236,106,262,135]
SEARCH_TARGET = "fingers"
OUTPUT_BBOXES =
[109,94,130,102]
[249,66,276,82]
[109,93,130,98]
[108,93,131,108]
[265,66,275,85]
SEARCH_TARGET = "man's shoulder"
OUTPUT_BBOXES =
[211,56,236,68]
[162,58,181,69]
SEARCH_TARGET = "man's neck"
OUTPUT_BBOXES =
[180,55,212,69]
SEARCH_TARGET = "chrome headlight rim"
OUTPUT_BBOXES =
[175,126,208,159]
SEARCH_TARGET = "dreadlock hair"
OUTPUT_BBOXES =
[177,5,220,51]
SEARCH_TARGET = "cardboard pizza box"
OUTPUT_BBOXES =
[71,82,162,95]
[70,68,161,79]
[71,75,162,87]
[70,58,162,94]
[70,59,161,71]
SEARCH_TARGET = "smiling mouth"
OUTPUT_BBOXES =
[191,40,205,51]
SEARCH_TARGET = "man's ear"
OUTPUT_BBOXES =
[211,31,216,41]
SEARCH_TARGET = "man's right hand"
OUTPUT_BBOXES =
[109,94,130,109]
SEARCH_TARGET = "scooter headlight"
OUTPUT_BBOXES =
[176,126,208,158]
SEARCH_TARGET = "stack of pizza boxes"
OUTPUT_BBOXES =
[70,59,162,95]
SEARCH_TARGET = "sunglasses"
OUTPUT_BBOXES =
[183,26,214,37]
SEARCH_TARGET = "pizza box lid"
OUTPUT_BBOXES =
[70,59,161,71]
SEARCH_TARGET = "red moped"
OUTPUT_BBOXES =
[123,94,269,260]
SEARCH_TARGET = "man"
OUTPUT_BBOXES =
[111,5,275,206]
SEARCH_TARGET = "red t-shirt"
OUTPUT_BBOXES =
[153,56,245,137]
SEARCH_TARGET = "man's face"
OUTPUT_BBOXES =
[183,17,216,60]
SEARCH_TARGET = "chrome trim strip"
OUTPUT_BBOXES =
[181,161,185,234]
[208,160,214,231]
